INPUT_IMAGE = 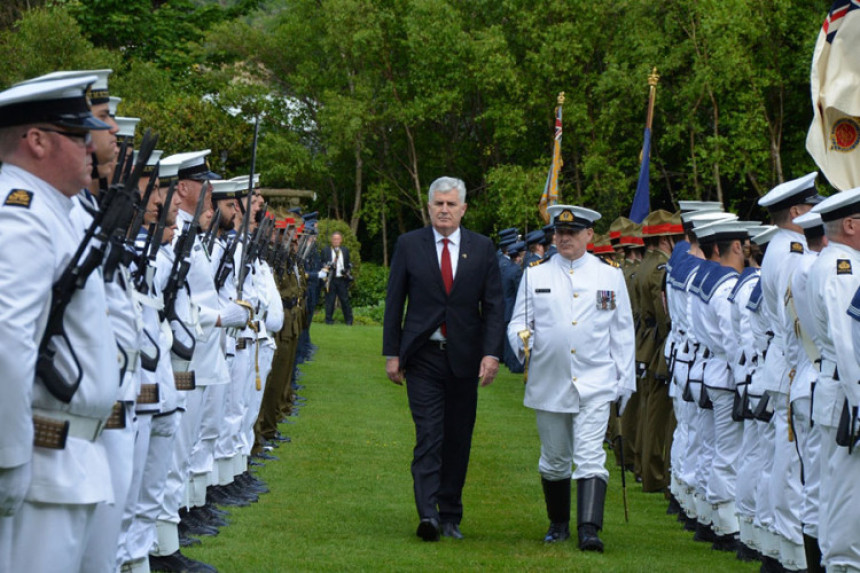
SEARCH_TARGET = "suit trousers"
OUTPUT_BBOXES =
[405,343,478,525]
[325,277,353,324]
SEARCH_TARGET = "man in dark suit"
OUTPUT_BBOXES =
[321,231,353,325]
[383,176,505,542]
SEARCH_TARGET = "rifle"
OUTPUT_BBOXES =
[36,129,158,403]
[235,117,260,301]
[205,208,221,255]
[160,180,208,361]
[104,151,161,284]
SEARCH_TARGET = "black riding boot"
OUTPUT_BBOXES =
[576,477,606,552]
[541,477,571,543]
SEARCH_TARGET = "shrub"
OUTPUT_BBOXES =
[350,262,389,308]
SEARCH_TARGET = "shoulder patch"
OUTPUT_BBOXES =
[837,259,853,275]
[529,258,549,267]
[4,189,33,209]
[790,241,804,254]
[601,258,620,268]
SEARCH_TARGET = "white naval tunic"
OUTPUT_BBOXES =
[0,164,119,573]
[507,252,635,413]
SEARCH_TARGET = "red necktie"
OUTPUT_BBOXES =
[441,238,453,337]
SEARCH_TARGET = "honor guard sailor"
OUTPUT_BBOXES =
[0,74,118,573]
[756,172,823,572]
[507,204,635,550]
[806,187,860,572]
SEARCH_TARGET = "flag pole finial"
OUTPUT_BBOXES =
[648,67,660,87]
[557,91,565,106]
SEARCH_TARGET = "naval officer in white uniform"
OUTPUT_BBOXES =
[508,204,635,551]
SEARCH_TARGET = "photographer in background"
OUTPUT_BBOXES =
[321,231,354,325]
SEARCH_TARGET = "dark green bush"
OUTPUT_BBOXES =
[350,262,389,308]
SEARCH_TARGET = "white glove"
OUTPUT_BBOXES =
[0,462,31,516]
[318,268,328,280]
[616,393,632,416]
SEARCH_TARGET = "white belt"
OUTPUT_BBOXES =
[133,289,165,311]
[119,348,141,374]
[32,408,106,442]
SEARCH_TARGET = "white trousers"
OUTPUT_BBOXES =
[81,404,137,573]
[244,344,273,459]
[769,391,804,558]
[1,501,96,573]
[117,413,153,566]
[126,411,180,562]
[535,400,610,482]
[159,388,204,527]
[821,426,860,571]
[705,389,741,534]
[793,396,822,539]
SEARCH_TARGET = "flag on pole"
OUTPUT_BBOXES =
[806,0,860,190]
[539,94,564,224]
[629,126,651,223]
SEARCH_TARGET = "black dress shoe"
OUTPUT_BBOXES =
[179,518,218,537]
[223,481,259,503]
[578,524,604,552]
[188,506,228,528]
[736,542,759,562]
[666,496,681,515]
[544,522,570,543]
[272,433,291,443]
[252,451,279,461]
[207,486,250,508]
[683,515,698,531]
[441,522,464,539]
[711,533,739,552]
[693,522,716,543]
[416,518,440,542]
[149,550,217,573]
[179,532,201,547]
[238,472,270,494]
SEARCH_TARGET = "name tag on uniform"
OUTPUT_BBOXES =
[535,288,551,293]
[596,290,616,310]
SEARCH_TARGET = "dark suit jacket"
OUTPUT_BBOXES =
[382,226,505,379]
[322,245,351,277]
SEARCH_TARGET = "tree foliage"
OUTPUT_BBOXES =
[0,0,835,260]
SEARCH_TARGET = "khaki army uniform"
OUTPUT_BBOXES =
[254,254,302,452]
[634,247,675,492]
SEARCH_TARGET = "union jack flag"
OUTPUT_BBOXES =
[823,0,860,42]
[538,102,563,224]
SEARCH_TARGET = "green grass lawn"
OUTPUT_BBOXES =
[186,324,756,572]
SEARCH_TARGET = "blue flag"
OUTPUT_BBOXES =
[629,127,651,223]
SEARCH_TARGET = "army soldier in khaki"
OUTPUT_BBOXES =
[633,210,683,493]
[255,218,302,455]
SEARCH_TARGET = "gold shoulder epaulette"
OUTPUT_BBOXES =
[601,258,620,268]
[530,258,550,267]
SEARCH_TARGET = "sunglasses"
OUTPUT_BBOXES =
[27,127,93,146]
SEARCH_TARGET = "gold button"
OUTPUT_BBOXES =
[569,269,574,275]
[573,293,579,298]
[573,377,578,382]
[572,321,577,326]
[570,349,576,354]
